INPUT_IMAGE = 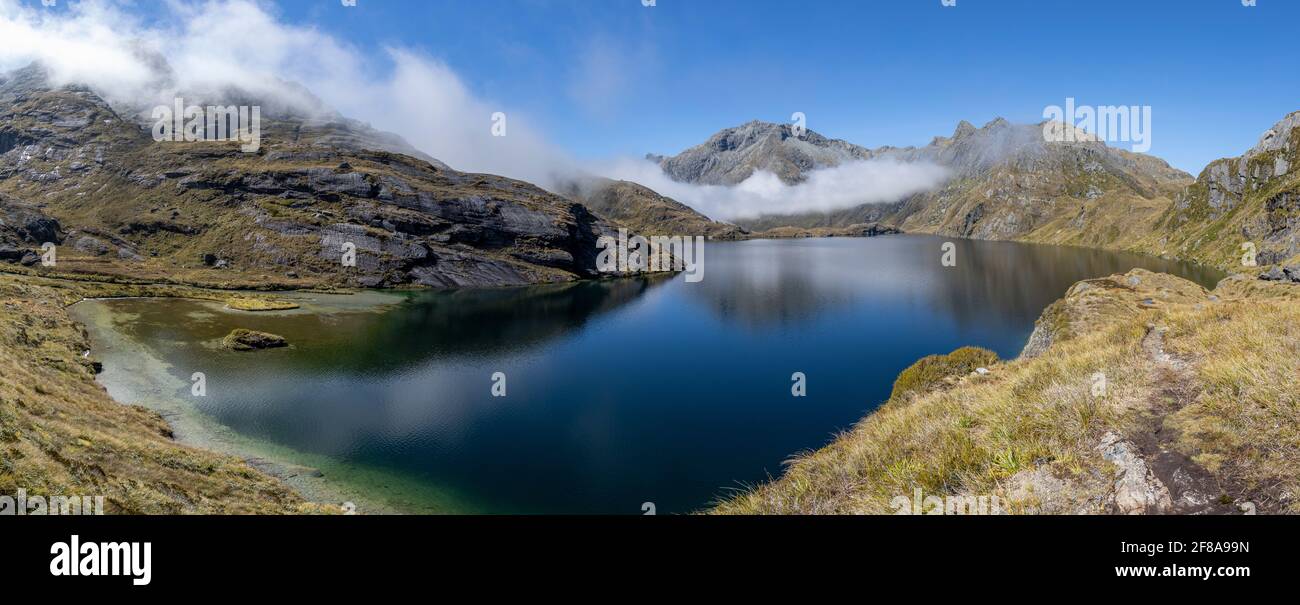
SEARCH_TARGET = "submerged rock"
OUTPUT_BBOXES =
[222,329,288,351]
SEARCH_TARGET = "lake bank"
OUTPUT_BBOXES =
[69,290,487,515]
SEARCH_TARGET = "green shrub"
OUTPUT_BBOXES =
[889,346,999,403]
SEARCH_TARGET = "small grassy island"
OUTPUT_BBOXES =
[221,329,289,351]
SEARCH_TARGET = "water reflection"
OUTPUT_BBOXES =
[82,235,1224,514]
[686,236,1221,331]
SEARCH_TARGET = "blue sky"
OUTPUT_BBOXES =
[240,0,1300,174]
[17,0,1294,176]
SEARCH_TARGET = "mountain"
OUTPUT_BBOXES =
[0,64,632,289]
[648,119,876,186]
[558,177,747,240]
[668,118,1194,254]
[1144,111,1300,268]
[885,118,1192,249]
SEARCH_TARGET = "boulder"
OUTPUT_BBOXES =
[1260,266,1287,281]
[1284,265,1300,283]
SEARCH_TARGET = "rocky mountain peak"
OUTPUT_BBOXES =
[982,117,1011,131]
[654,119,875,186]
[1248,110,1300,157]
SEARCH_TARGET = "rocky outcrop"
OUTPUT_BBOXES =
[1097,432,1172,514]
[1020,269,1210,358]
[0,193,62,265]
[1155,110,1300,268]
[1258,264,1300,283]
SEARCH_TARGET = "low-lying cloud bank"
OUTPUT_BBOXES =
[600,158,949,221]
[0,0,945,221]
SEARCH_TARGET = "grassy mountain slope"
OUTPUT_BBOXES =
[889,120,1190,249]
[671,113,1299,274]
[717,270,1300,514]
[0,272,318,513]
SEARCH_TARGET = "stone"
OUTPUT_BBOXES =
[1260,266,1287,281]
[1097,432,1172,514]
[1283,265,1300,283]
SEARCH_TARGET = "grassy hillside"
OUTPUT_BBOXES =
[0,272,321,513]
[716,269,1299,514]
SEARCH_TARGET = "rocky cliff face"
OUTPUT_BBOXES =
[0,193,61,265]
[0,64,629,289]
[649,120,876,186]
[1152,111,1300,268]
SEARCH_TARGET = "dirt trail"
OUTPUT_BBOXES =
[1124,323,1241,514]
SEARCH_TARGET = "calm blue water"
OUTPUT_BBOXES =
[88,235,1223,514]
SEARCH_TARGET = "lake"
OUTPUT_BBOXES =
[71,235,1224,514]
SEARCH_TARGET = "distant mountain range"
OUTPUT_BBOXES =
[2,60,1298,285]
[641,115,1298,270]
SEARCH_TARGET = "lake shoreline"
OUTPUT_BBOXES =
[70,289,485,515]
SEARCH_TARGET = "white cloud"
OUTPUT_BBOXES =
[0,0,572,186]
[598,157,949,221]
[0,0,944,220]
